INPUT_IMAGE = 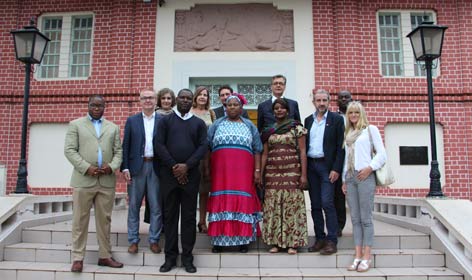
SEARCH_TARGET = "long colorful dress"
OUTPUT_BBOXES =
[262,124,308,249]
[207,117,263,246]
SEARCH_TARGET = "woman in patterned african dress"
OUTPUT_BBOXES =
[260,98,308,255]
[206,94,263,253]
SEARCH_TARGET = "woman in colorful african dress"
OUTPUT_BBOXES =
[206,94,263,253]
[260,98,308,255]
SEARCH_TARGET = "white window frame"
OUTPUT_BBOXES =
[189,77,272,110]
[377,10,438,78]
[36,12,95,80]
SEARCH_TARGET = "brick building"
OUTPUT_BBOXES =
[0,0,470,199]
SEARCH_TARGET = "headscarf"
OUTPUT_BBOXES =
[261,118,301,143]
[225,93,247,107]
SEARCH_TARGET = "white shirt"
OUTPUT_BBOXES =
[342,125,387,182]
[142,112,155,157]
[307,111,327,158]
[173,108,193,120]
[271,95,284,103]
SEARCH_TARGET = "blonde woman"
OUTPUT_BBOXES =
[342,101,386,272]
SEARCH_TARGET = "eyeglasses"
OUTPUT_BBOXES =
[272,82,285,86]
[140,96,156,101]
[89,104,104,108]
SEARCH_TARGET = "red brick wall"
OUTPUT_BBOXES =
[1,0,471,199]
[0,0,157,194]
[313,0,472,199]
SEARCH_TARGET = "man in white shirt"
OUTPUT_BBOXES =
[257,74,301,132]
[121,89,163,255]
[304,89,345,255]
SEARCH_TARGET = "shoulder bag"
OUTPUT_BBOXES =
[367,126,395,186]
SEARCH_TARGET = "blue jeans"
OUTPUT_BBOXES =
[307,159,338,243]
[346,171,376,247]
[127,161,162,244]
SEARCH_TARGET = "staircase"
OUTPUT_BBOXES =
[0,209,463,280]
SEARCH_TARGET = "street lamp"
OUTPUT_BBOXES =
[10,19,50,193]
[407,21,447,198]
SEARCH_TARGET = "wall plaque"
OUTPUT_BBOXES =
[174,4,294,52]
[399,146,428,165]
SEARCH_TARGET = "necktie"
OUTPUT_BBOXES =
[93,120,102,168]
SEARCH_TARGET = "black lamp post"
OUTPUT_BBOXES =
[10,19,50,193]
[407,22,447,198]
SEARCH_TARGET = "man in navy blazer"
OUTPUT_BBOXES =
[304,88,345,255]
[257,74,300,132]
[121,88,162,255]
[214,85,249,119]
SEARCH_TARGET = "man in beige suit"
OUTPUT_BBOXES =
[64,95,123,272]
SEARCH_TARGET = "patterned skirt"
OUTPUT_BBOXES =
[262,143,308,248]
[207,147,262,246]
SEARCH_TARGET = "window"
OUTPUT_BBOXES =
[189,77,272,109]
[41,18,62,78]
[378,14,403,76]
[377,10,437,77]
[38,13,94,79]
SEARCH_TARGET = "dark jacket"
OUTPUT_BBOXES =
[304,111,345,173]
[121,112,161,175]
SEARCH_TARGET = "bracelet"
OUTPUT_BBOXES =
[255,169,261,172]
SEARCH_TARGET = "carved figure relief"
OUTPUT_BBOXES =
[174,4,294,52]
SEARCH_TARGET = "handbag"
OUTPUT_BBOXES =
[367,126,395,186]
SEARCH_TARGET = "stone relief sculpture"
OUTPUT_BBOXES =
[174,4,294,52]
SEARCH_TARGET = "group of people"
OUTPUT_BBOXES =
[64,74,387,274]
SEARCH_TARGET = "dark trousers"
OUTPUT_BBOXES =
[159,167,199,265]
[307,159,338,243]
[334,177,346,232]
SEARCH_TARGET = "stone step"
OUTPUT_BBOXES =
[3,243,445,268]
[0,261,463,280]
[21,228,431,250]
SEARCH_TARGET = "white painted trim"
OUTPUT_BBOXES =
[155,0,315,118]
[376,9,439,78]
[36,12,95,81]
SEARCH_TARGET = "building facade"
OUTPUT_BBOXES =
[0,0,471,199]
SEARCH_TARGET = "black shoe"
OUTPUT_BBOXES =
[337,229,343,237]
[320,240,337,255]
[184,263,197,273]
[212,246,222,253]
[239,245,248,253]
[307,240,326,252]
[159,261,176,273]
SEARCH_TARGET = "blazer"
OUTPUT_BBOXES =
[257,97,301,132]
[304,111,345,174]
[64,116,122,188]
[214,105,249,119]
[121,112,161,176]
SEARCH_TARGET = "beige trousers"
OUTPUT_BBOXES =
[72,184,115,261]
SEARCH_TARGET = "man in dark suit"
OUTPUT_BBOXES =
[304,88,345,255]
[335,90,352,236]
[155,89,208,274]
[214,85,249,119]
[121,88,162,255]
[257,74,300,132]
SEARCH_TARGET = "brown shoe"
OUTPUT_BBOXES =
[307,240,326,252]
[128,243,138,254]
[150,243,162,254]
[71,260,83,272]
[320,241,337,255]
[98,257,123,268]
